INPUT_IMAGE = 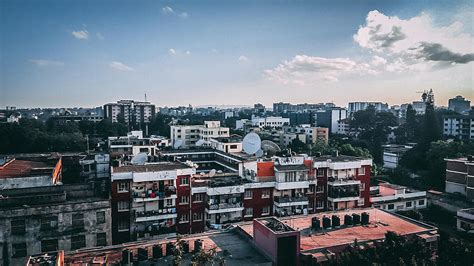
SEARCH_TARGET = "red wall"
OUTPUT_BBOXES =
[176,175,192,234]
[111,180,132,244]
[243,188,274,221]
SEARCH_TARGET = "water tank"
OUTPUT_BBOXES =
[361,212,370,225]
[194,239,203,252]
[344,214,353,226]
[352,213,361,225]
[182,241,190,253]
[152,245,163,259]
[138,248,148,261]
[322,216,331,229]
[331,215,340,227]
[311,217,321,230]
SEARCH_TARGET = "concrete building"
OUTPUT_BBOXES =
[348,102,389,115]
[456,208,474,233]
[235,116,290,130]
[443,111,474,141]
[0,155,112,265]
[108,131,159,160]
[382,144,414,169]
[170,121,229,148]
[370,183,427,211]
[336,118,351,135]
[273,102,335,114]
[208,135,243,153]
[282,125,329,146]
[448,95,471,114]
[103,100,156,125]
[444,157,474,201]
[49,114,103,125]
[314,108,347,134]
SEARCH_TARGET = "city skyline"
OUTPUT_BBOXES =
[1,0,473,108]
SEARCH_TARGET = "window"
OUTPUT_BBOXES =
[388,204,394,210]
[41,216,58,231]
[193,212,203,221]
[316,200,324,208]
[245,208,253,217]
[180,214,189,223]
[72,213,84,229]
[262,189,270,198]
[418,199,425,206]
[117,182,129,193]
[316,185,324,193]
[358,198,365,206]
[118,220,129,232]
[308,186,315,193]
[96,211,106,224]
[166,198,174,206]
[71,235,86,250]
[406,201,413,208]
[96,233,107,246]
[358,167,366,176]
[117,201,129,212]
[11,219,25,235]
[262,206,270,215]
[180,196,190,204]
[12,243,27,258]
[244,190,253,199]
[41,239,58,253]
[359,183,365,191]
[316,169,325,177]
[180,176,189,186]
[193,194,203,202]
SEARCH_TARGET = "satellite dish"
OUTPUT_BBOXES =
[261,140,281,155]
[242,132,261,155]
[131,152,148,165]
[255,149,264,158]
[209,169,216,177]
[195,139,205,147]
[173,139,184,149]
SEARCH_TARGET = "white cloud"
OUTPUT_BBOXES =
[185,50,191,55]
[169,48,177,55]
[238,55,249,62]
[162,6,174,14]
[96,32,104,40]
[264,55,374,85]
[179,12,188,18]
[109,61,134,71]
[71,30,89,40]
[30,59,64,67]
[354,10,474,65]
[371,55,387,66]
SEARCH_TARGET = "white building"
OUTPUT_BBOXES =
[348,102,389,115]
[336,118,350,135]
[170,121,230,148]
[456,208,474,233]
[208,136,243,153]
[382,144,414,169]
[443,114,474,141]
[104,100,156,124]
[370,183,427,212]
[235,116,289,130]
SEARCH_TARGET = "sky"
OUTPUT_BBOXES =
[1,0,473,108]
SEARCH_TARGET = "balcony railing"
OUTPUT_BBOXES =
[208,202,242,210]
[328,190,360,199]
[133,185,176,199]
[135,208,177,218]
[274,196,309,203]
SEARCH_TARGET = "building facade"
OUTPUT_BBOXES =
[103,100,156,125]
[448,95,471,114]
[444,157,474,201]
[443,112,474,141]
[348,102,389,115]
[170,121,230,148]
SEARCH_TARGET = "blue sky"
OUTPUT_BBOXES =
[1,0,473,108]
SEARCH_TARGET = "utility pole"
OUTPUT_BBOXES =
[86,134,90,154]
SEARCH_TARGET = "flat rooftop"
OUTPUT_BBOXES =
[112,162,192,173]
[64,231,271,266]
[192,174,251,188]
[239,208,437,253]
[0,158,55,179]
[312,155,369,163]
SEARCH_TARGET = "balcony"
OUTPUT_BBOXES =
[206,202,244,214]
[274,196,309,207]
[328,186,360,202]
[133,186,177,202]
[327,176,361,186]
[275,180,309,190]
[135,209,177,222]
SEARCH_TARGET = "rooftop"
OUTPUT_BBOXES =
[211,135,243,143]
[0,158,55,179]
[192,174,250,188]
[274,164,308,172]
[312,155,370,163]
[112,162,192,173]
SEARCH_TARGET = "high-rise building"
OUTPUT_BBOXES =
[448,95,471,114]
[348,102,389,115]
[103,100,156,125]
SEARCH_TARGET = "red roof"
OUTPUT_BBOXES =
[0,159,53,179]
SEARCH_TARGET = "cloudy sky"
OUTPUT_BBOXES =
[1,0,473,108]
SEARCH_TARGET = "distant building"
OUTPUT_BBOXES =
[444,156,474,201]
[348,102,389,115]
[370,182,427,211]
[108,131,159,160]
[236,116,290,130]
[208,135,243,153]
[382,144,414,169]
[314,108,347,134]
[170,121,230,148]
[448,95,471,114]
[273,102,335,114]
[0,154,112,265]
[281,125,329,147]
[443,110,474,141]
[282,111,312,126]
[456,208,474,233]
[50,114,103,125]
[103,100,156,125]
[336,118,351,135]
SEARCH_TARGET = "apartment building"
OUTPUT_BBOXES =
[348,101,389,115]
[448,95,471,114]
[370,183,427,211]
[110,162,195,244]
[456,208,474,233]
[314,108,347,134]
[444,156,474,201]
[235,116,290,130]
[282,125,329,146]
[0,155,112,265]
[108,131,159,160]
[443,111,474,141]
[208,135,243,153]
[382,144,414,169]
[103,100,156,125]
[170,121,230,148]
